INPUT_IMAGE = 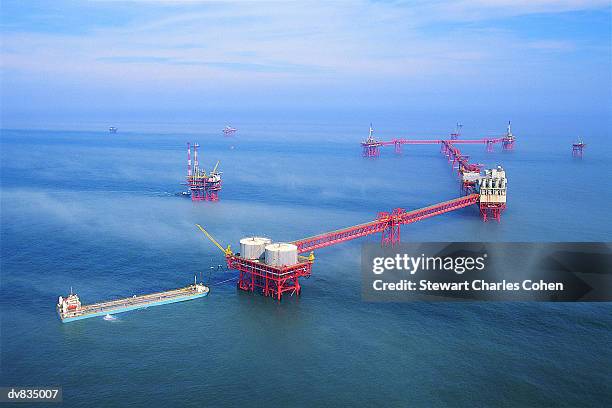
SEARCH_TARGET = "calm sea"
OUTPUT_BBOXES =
[1,121,611,407]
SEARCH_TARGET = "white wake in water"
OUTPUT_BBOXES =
[103,314,118,321]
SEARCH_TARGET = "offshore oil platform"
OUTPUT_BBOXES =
[184,142,223,201]
[195,122,511,300]
[572,139,586,157]
[223,125,237,136]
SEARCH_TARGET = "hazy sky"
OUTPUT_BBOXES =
[1,1,610,127]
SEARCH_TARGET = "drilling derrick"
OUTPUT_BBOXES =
[478,166,507,222]
[361,124,383,157]
[185,143,223,201]
[502,121,516,150]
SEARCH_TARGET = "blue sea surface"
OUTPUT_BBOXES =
[1,122,611,407]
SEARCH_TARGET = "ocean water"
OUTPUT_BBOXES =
[1,122,611,407]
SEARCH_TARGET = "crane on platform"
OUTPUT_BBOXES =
[196,224,232,256]
[212,160,220,174]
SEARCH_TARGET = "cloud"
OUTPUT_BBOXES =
[405,0,610,22]
[95,55,328,73]
[0,186,375,252]
[525,40,576,51]
[1,0,609,121]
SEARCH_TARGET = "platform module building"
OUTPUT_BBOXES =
[185,142,223,201]
[460,169,482,194]
[478,166,507,222]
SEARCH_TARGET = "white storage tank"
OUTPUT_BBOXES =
[265,243,298,267]
[239,237,271,260]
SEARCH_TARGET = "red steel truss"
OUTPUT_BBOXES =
[292,194,480,253]
[479,203,506,222]
[226,255,313,300]
[365,136,519,156]
[219,194,479,300]
[361,141,383,157]
[187,177,222,201]
[440,140,483,174]
[360,121,515,156]
[363,122,516,157]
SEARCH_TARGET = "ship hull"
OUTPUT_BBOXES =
[58,291,208,323]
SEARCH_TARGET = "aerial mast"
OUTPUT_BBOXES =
[187,142,192,177]
[368,123,374,143]
[193,143,200,176]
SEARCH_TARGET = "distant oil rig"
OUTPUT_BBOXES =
[223,125,237,136]
[184,142,222,201]
[572,139,586,157]
[195,122,512,300]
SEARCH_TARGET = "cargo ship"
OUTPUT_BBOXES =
[57,280,209,323]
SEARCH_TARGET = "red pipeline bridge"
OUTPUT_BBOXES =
[362,137,512,157]
[197,194,480,300]
[291,194,479,253]
[361,124,512,220]
[361,122,516,157]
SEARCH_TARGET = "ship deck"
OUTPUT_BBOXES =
[59,285,208,322]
